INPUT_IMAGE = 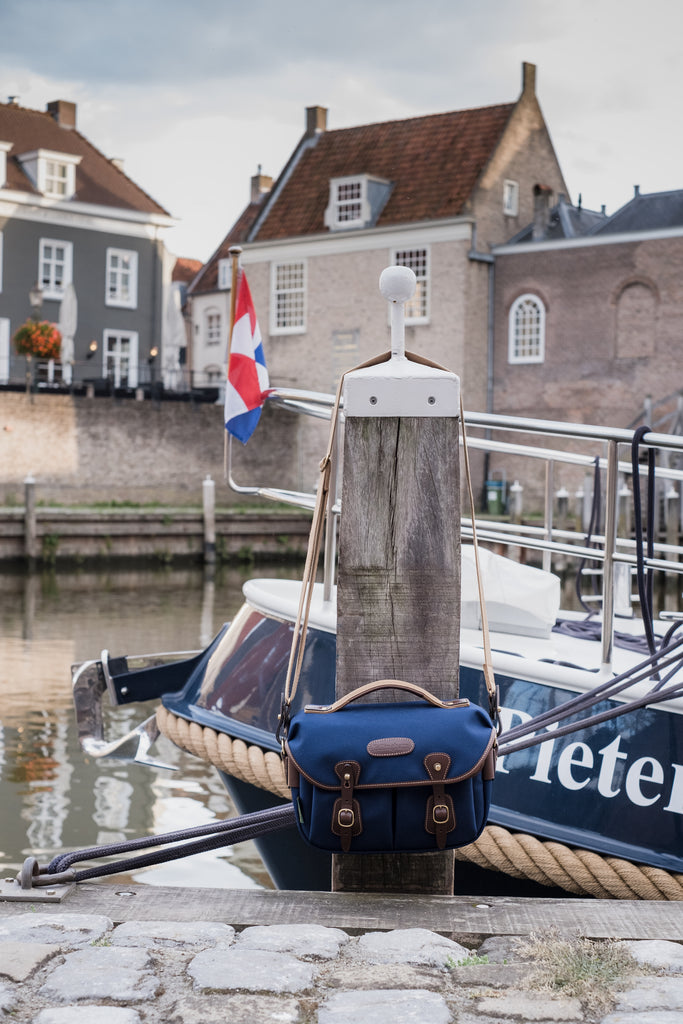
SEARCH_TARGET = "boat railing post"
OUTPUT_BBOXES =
[543,460,554,573]
[601,439,619,669]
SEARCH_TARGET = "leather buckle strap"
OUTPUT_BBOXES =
[332,761,362,851]
[424,752,456,849]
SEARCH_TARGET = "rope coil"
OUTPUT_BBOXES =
[157,705,683,901]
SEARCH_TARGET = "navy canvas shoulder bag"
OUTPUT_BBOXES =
[284,679,496,854]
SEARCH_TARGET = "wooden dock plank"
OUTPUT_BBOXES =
[2,884,681,941]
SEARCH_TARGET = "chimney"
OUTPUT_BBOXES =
[634,185,641,198]
[305,105,327,138]
[522,62,536,97]
[47,100,76,129]
[532,183,553,241]
[251,164,273,203]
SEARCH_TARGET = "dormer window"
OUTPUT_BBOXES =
[44,159,69,197]
[324,174,392,231]
[17,149,81,200]
[336,180,363,224]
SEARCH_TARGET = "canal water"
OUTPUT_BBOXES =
[0,563,302,890]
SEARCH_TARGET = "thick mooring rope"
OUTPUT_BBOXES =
[157,706,290,800]
[156,706,683,901]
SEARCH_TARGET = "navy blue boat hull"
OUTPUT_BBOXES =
[159,607,683,887]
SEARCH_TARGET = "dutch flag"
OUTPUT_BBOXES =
[225,270,270,444]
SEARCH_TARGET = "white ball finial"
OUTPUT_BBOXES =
[379,265,416,303]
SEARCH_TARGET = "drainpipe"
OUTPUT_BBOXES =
[468,238,495,505]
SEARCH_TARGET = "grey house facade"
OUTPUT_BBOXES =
[0,98,176,390]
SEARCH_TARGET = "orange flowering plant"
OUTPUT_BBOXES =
[13,320,62,360]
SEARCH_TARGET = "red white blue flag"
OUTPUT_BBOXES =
[225,270,269,444]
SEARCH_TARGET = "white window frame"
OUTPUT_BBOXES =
[392,247,430,324]
[44,158,70,197]
[39,238,73,300]
[324,176,371,230]
[105,248,138,308]
[0,317,9,384]
[0,142,11,189]
[103,329,139,388]
[217,259,231,290]
[270,260,306,335]
[40,154,78,198]
[508,293,546,364]
[17,149,81,199]
[503,179,519,217]
[205,307,222,346]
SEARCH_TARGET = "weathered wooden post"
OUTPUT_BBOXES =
[333,266,461,894]
[202,474,216,564]
[24,473,37,568]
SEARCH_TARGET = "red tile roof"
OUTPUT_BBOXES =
[190,199,265,294]
[253,102,515,240]
[172,257,203,283]
[0,100,170,216]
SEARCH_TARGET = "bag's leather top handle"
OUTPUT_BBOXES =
[304,679,471,714]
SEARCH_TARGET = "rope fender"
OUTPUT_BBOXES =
[156,705,683,901]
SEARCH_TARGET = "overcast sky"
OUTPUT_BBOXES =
[1,0,681,263]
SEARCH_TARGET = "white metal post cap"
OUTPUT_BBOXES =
[343,265,461,417]
[343,358,460,417]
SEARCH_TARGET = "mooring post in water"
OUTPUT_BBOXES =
[333,266,461,895]
[202,474,216,564]
[24,473,37,568]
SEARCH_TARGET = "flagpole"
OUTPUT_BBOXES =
[227,245,242,356]
[224,245,243,480]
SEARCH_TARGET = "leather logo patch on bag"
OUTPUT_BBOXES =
[367,737,415,757]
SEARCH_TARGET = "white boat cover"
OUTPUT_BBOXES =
[461,545,561,639]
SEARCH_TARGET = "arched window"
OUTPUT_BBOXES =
[508,293,546,364]
[616,282,656,358]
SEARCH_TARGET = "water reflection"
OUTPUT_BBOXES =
[0,563,301,888]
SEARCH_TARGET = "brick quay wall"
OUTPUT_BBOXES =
[0,391,317,564]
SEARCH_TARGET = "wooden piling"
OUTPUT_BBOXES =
[24,474,37,567]
[333,267,461,895]
[202,474,216,564]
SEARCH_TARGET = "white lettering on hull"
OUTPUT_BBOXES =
[499,703,682,816]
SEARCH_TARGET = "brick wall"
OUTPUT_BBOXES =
[0,392,312,506]
[491,234,683,509]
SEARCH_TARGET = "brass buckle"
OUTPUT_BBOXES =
[432,803,450,825]
[337,808,355,829]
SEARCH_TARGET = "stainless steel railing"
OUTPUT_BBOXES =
[228,388,683,670]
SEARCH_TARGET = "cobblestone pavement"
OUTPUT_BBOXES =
[1,913,682,1023]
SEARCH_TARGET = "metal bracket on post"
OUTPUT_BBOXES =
[343,266,460,418]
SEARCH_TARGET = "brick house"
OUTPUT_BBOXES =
[190,63,568,419]
[0,98,177,390]
[493,186,683,428]
[489,187,683,510]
